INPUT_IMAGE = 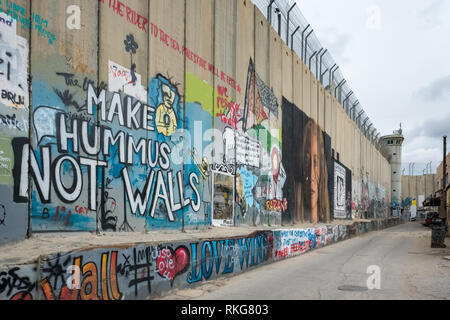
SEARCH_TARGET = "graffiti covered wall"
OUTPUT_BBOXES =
[0,7,30,244]
[0,0,392,244]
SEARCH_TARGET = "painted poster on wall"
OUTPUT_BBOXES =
[234,59,286,227]
[333,160,352,220]
[281,97,332,224]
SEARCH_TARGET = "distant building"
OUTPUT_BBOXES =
[380,127,404,214]
[402,174,436,208]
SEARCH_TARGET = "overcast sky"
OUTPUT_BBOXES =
[296,0,450,175]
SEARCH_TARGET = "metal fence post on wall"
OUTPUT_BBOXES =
[315,48,323,78]
[320,68,329,86]
[362,117,369,133]
[356,111,365,129]
[334,79,346,98]
[276,8,282,36]
[300,24,311,61]
[286,2,297,46]
[319,49,327,82]
[366,124,373,138]
[291,26,300,51]
[267,0,275,24]
[343,91,354,113]
[350,101,359,120]
[330,64,338,89]
[308,50,317,71]
[304,29,314,64]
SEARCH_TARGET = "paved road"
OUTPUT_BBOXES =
[159,222,450,300]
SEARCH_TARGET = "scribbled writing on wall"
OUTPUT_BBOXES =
[0,13,29,109]
[0,219,402,300]
[0,4,55,44]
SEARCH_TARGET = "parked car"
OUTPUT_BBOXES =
[423,212,439,227]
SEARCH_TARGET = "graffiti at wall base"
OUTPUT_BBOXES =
[0,218,402,300]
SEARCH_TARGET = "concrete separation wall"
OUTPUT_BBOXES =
[0,0,394,246]
[0,217,402,300]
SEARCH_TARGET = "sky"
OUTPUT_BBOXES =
[296,0,450,175]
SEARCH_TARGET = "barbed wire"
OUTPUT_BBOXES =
[250,0,380,150]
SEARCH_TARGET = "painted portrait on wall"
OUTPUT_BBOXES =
[282,98,332,224]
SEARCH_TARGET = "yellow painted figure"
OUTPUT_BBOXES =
[156,84,178,136]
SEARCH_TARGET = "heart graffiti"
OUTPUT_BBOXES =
[156,246,190,285]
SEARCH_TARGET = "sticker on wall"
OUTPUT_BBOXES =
[108,60,147,103]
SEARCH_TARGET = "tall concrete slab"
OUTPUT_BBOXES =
[30,0,99,233]
[309,73,318,123]
[0,0,30,243]
[148,0,194,231]
[302,65,311,117]
[98,0,150,233]
[318,83,325,130]
[293,56,303,108]
[324,91,332,135]
[184,0,215,229]
[267,27,282,226]
[212,0,238,227]
[331,97,338,153]
[281,43,292,102]
[254,8,269,88]
[235,0,257,226]
[237,0,255,106]
[149,0,185,95]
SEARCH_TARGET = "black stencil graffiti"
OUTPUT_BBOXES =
[0,204,5,225]
[42,208,50,219]
[0,113,28,132]
[0,51,12,81]
[56,72,107,93]
[0,267,37,298]
[53,88,81,111]
[99,174,118,232]
[1,89,25,105]
[119,195,134,232]
[41,253,72,290]
[211,163,235,175]
[117,247,154,297]
[130,63,137,86]
[128,247,153,296]
[117,253,132,277]
[124,34,138,86]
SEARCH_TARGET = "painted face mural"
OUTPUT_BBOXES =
[282,98,332,224]
[309,121,320,223]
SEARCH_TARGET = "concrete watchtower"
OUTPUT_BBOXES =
[380,126,405,216]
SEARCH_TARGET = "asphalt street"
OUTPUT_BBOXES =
[159,222,450,300]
